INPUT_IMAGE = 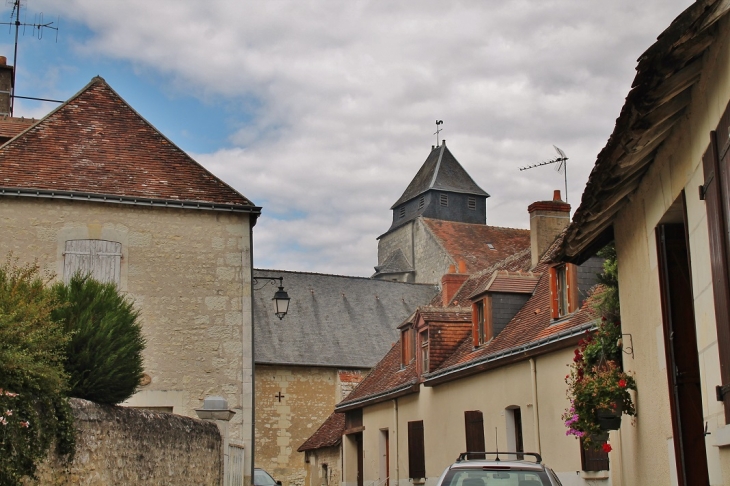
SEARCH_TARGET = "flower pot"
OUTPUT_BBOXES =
[596,408,622,430]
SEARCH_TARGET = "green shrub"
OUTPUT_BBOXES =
[0,258,75,483]
[52,274,145,405]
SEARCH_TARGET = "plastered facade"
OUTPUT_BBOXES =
[0,196,255,483]
[597,14,730,486]
[344,348,608,486]
[256,365,364,486]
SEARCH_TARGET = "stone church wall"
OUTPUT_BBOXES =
[413,218,453,285]
[377,223,414,270]
[256,366,364,486]
[29,398,222,485]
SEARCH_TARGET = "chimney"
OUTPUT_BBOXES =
[0,56,13,116]
[527,190,571,268]
[441,260,469,306]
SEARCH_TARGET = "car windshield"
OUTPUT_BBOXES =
[441,468,550,486]
[254,470,278,486]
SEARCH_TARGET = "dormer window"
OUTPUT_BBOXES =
[472,297,492,346]
[549,264,578,319]
[401,326,415,366]
[440,194,448,206]
[420,329,429,373]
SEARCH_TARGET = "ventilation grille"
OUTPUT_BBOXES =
[419,196,425,209]
[468,197,476,210]
[440,194,448,207]
[399,206,406,218]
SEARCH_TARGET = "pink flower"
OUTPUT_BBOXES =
[4,410,12,416]
[20,421,29,428]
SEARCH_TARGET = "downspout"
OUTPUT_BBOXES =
[393,398,399,486]
[529,358,541,454]
[250,223,257,483]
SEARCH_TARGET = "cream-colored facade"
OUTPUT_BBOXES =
[0,196,256,482]
[604,14,730,486]
[343,348,612,486]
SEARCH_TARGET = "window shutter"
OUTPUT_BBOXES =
[407,420,426,479]
[580,437,609,471]
[471,303,480,347]
[63,240,122,285]
[464,411,485,458]
[549,266,559,319]
[703,131,730,420]
[567,263,579,313]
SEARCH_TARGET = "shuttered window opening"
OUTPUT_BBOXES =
[440,194,448,207]
[549,264,579,320]
[407,420,426,479]
[63,240,122,285]
[419,196,425,209]
[400,206,406,218]
[468,197,476,210]
[464,411,485,459]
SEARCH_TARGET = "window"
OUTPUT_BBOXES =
[63,239,122,285]
[420,329,429,373]
[580,437,609,471]
[407,420,425,479]
[419,196,425,209]
[399,206,406,218]
[549,264,578,319]
[472,298,492,346]
[401,327,415,366]
[440,194,448,206]
[464,411,485,458]
[468,197,476,210]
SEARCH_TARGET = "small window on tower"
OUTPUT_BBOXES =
[400,206,406,218]
[468,197,476,210]
[419,196,425,209]
[440,194,448,207]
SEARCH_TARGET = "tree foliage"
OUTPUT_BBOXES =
[0,259,75,483]
[52,274,145,405]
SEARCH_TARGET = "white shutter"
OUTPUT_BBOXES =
[63,240,122,285]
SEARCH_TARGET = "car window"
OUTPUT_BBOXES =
[441,469,550,486]
[254,470,278,486]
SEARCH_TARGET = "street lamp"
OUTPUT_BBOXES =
[253,276,290,320]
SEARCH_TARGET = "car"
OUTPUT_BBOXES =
[254,468,283,486]
[434,452,563,486]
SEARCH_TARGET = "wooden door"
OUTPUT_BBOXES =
[356,433,364,486]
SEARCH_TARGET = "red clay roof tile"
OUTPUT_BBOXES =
[297,411,345,451]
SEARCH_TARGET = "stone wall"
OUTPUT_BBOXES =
[304,446,341,486]
[30,398,222,485]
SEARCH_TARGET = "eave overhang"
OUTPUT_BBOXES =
[335,380,420,412]
[423,321,597,386]
[560,0,730,263]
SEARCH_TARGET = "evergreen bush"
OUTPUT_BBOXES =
[52,274,145,405]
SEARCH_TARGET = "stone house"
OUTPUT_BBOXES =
[560,0,730,484]
[253,269,438,486]
[0,76,260,483]
[334,192,607,486]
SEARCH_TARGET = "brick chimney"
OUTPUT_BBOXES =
[0,56,12,116]
[441,260,469,306]
[527,190,571,268]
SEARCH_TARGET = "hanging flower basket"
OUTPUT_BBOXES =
[596,406,622,431]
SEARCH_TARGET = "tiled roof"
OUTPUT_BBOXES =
[423,219,530,274]
[473,270,541,297]
[373,248,413,277]
[0,116,35,140]
[428,320,472,371]
[0,77,254,208]
[254,269,438,368]
[297,412,345,451]
[392,144,489,208]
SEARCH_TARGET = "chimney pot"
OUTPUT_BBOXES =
[527,191,571,268]
[553,190,561,201]
[458,259,466,273]
[0,56,6,66]
[432,145,435,150]
[448,264,456,274]
[442,139,446,145]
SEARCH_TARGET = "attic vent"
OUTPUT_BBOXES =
[468,197,476,210]
[487,243,495,250]
[399,206,406,218]
[419,196,425,209]
[440,194,448,207]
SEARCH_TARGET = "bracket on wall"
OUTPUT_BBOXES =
[620,333,634,359]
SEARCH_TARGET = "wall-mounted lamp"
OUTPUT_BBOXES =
[254,276,290,320]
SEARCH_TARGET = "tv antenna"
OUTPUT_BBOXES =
[0,0,60,115]
[434,120,443,146]
[519,145,569,203]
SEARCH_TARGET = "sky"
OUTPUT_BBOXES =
[2,0,694,277]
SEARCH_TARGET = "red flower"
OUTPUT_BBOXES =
[618,379,627,388]
[602,442,612,453]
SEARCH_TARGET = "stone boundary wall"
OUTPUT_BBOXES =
[30,398,222,485]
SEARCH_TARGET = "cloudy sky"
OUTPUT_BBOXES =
[5,0,692,276]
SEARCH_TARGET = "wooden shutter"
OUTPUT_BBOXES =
[464,411,485,459]
[63,240,122,285]
[703,130,730,420]
[472,302,480,347]
[549,266,559,319]
[580,438,609,471]
[407,420,426,479]
[567,264,580,313]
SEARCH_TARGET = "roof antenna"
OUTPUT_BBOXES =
[434,120,443,147]
[518,145,569,203]
[0,0,60,116]
[494,427,500,461]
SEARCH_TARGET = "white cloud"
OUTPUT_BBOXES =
[33,0,693,275]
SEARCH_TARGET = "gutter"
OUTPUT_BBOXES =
[423,321,597,386]
[335,381,420,412]
[0,187,261,220]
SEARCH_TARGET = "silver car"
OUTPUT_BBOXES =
[434,452,563,486]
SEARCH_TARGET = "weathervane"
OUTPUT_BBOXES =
[434,120,443,146]
[0,0,60,115]
[519,145,569,203]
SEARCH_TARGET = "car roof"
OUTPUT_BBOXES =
[449,460,545,472]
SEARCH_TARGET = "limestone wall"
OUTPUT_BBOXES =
[30,398,221,485]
